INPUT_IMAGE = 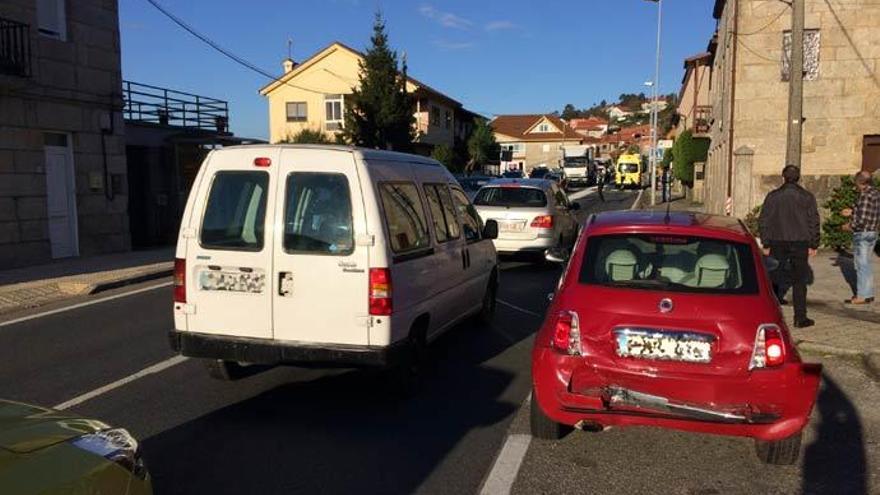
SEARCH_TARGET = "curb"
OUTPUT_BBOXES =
[794,340,865,357]
[89,268,174,295]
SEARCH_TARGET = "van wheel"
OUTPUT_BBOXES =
[477,275,497,325]
[530,390,572,440]
[755,432,802,465]
[204,359,246,381]
[392,329,428,396]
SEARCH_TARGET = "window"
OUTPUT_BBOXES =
[579,234,758,294]
[379,183,431,254]
[200,172,269,251]
[283,173,353,255]
[536,123,551,133]
[501,143,525,156]
[286,102,307,122]
[474,187,548,207]
[424,184,460,243]
[430,106,442,127]
[37,0,66,40]
[325,94,344,131]
[783,29,820,81]
[451,188,482,243]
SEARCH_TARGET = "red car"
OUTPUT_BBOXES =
[532,211,822,464]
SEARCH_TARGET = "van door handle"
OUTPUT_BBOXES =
[279,272,293,296]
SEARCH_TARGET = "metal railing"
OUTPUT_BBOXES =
[694,105,712,135]
[122,80,229,132]
[0,17,31,77]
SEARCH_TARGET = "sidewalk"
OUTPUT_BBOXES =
[641,195,880,373]
[0,247,174,315]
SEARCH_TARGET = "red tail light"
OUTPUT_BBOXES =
[254,157,271,167]
[173,258,186,303]
[749,324,785,369]
[551,310,581,355]
[531,215,554,229]
[369,268,392,316]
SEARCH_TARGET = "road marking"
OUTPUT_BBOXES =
[480,434,533,494]
[631,188,645,210]
[567,186,597,201]
[496,299,543,318]
[0,281,172,328]
[53,355,189,410]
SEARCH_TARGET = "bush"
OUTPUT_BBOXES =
[431,144,455,171]
[744,204,762,237]
[671,130,709,186]
[821,174,880,250]
[282,128,331,144]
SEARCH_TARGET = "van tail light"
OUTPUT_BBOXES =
[531,215,554,229]
[551,310,581,356]
[369,268,392,316]
[254,157,271,167]
[173,258,186,303]
[749,324,785,369]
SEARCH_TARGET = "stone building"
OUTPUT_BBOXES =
[0,0,128,267]
[705,0,880,217]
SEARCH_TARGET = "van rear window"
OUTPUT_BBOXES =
[283,173,354,255]
[200,172,268,251]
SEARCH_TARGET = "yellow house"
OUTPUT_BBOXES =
[259,42,479,152]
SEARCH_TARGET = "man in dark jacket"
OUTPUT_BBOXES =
[758,165,820,328]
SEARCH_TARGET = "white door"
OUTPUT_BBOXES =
[44,141,78,258]
[272,148,370,346]
[451,186,494,309]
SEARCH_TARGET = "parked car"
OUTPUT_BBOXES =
[456,175,494,200]
[532,210,822,465]
[502,169,525,179]
[473,179,579,258]
[170,145,499,385]
[0,399,151,494]
[529,166,550,179]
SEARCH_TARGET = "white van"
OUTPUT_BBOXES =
[169,145,499,381]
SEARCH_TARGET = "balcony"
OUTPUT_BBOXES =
[0,17,31,77]
[694,105,712,136]
[123,80,229,132]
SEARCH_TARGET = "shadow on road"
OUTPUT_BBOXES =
[832,253,858,296]
[142,313,539,494]
[802,374,867,495]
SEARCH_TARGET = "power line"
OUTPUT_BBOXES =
[143,0,325,94]
[734,6,789,36]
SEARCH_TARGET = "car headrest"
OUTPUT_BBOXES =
[695,253,730,288]
[605,249,638,282]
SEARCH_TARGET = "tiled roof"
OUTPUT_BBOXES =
[491,114,584,141]
[568,117,608,130]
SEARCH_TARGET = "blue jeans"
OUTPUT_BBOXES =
[853,231,878,299]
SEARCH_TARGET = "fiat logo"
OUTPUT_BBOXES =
[658,298,674,313]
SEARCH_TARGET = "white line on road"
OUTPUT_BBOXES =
[0,281,172,328]
[496,299,543,318]
[53,355,189,410]
[631,188,645,210]
[567,186,597,202]
[480,434,533,494]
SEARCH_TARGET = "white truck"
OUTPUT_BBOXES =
[561,145,594,191]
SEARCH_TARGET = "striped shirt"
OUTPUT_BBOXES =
[852,185,880,232]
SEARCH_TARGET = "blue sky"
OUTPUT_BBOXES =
[119,0,718,140]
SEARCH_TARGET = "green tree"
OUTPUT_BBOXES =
[671,130,709,186]
[660,146,673,168]
[561,104,579,120]
[431,144,455,170]
[281,128,331,144]
[342,12,414,151]
[466,118,498,171]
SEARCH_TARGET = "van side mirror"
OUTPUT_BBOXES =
[545,247,569,264]
[482,219,499,240]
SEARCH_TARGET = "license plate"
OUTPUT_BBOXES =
[614,328,714,363]
[499,220,526,232]
[199,268,266,294]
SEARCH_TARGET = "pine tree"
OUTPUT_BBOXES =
[342,13,414,151]
[466,119,498,171]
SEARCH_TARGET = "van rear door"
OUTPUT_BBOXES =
[184,148,278,339]
[272,148,370,346]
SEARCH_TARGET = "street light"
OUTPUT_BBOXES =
[645,0,663,206]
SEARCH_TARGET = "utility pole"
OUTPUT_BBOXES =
[785,0,805,168]
[648,0,663,206]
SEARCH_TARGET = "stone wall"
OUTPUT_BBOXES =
[705,0,880,218]
[0,0,129,268]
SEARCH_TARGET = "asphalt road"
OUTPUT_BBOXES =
[11,187,875,494]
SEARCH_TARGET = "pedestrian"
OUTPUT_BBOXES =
[841,171,880,304]
[597,168,605,202]
[758,165,820,328]
[661,167,671,203]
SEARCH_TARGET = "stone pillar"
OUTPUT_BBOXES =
[732,146,755,218]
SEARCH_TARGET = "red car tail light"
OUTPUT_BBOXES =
[173,258,186,303]
[531,215,554,229]
[253,157,272,167]
[749,324,785,369]
[369,268,392,316]
[552,310,581,356]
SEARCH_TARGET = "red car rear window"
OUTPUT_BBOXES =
[579,234,759,294]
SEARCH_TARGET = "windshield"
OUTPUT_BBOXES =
[618,163,639,173]
[564,159,588,169]
[579,234,758,294]
[474,187,548,207]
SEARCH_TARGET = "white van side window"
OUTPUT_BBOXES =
[451,188,482,243]
[424,184,460,243]
[283,173,354,255]
[378,182,431,254]
[200,172,268,251]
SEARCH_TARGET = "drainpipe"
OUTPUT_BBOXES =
[725,0,739,215]
[100,110,115,201]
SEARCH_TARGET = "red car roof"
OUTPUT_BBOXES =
[586,210,752,240]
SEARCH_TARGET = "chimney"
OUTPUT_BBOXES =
[282,58,296,74]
